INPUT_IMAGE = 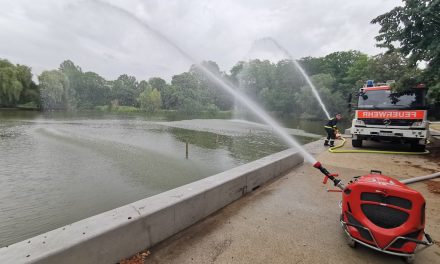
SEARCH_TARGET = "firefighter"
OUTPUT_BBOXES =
[324,113,342,147]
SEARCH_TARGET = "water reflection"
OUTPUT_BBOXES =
[0,110,321,247]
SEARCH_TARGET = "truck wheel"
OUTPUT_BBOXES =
[410,143,425,152]
[352,139,363,148]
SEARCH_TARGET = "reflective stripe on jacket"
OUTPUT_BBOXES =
[324,118,338,129]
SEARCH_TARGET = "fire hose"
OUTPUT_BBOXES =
[328,137,430,155]
[314,161,440,187]
[401,172,440,184]
[323,137,440,184]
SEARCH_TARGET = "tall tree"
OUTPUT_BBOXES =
[372,0,440,101]
[59,60,82,108]
[16,64,39,105]
[79,72,111,108]
[171,72,203,114]
[111,74,139,106]
[0,59,23,106]
[38,70,70,110]
[148,77,167,93]
[322,50,367,93]
[367,52,409,82]
[190,61,233,110]
[297,56,326,76]
[138,86,162,112]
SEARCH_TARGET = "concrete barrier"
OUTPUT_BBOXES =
[0,149,303,264]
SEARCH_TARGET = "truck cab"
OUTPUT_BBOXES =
[350,81,429,151]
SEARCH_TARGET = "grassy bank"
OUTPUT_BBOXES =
[94,105,233,119]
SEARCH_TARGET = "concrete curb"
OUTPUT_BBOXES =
[0,149,304,264]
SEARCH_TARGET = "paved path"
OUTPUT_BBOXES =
[145,140,440,264]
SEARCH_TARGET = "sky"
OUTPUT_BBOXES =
[0,0,401,81]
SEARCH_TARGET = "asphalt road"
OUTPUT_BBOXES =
[143,139,440,264]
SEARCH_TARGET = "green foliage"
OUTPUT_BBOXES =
[205,103,220,115]
[296,74,346,118]
[171,72,204,114]
[79,72,111,108]
[148,77,167,93]
[297,56,326,76]
[2,31,438,117]
[372,0,440,102]
[367,52,409,82]
[0,66,23,106]
[138,86,162,112]
[189,61,233,110]
[59,60,82,108]
[160,84,179,109]
[111,74,140,107]
[17,101,39,109]
[0,59,38,107]
[321,51,367,94]
[38,70,70,110]
[110,105,140,113]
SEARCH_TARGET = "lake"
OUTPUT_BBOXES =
[0,110,329,247]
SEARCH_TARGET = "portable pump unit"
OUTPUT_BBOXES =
[313,162,433,263]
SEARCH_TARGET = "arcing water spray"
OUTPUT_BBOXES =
[87,3,434,262]
[90,0,317,164]
[255,37,331,120]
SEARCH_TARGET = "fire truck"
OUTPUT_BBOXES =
[350,80,429,151]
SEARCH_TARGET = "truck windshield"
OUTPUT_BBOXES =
[358,89,426,110]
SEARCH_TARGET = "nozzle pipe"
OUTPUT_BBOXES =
[313,162,345,190]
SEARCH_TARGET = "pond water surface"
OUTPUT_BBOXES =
[0,110,329,247]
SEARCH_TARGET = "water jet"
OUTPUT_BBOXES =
[91,0,317,164]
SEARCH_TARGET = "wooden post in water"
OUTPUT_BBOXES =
[185,141,189,159]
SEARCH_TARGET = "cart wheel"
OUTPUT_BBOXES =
[346,236,356,248]
[404,255,415,264]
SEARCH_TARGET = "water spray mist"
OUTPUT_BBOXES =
[90,0,339,181]
[256,37,331,120]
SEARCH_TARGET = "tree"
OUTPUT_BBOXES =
[171,72,203,114]
[322,50,367,93]
[138,86,162,112]
[79,72,111,108]
[372,0,440,102]
[237,59,275,99]
[296,74,346,118]
[189,61,233,110]
[16,65,39,106]
[111,74,139,106]
[0,59,39,107]
[148,77,167,93]
[0,59,23,106]
[256,60,303,114]
[38,70,70,110]
[146,77,171,109]
[297,56,326,76]
[343,54,370,90]
[159,84,179,110]
[229,61,245,85]
[367,52,409,82]
[59,60,82,108]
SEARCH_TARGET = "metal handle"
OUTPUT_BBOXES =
[424,233,433,245]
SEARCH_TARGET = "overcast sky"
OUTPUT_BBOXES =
[0,0,401,81]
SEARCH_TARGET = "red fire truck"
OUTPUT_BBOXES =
[350,81,429,151]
